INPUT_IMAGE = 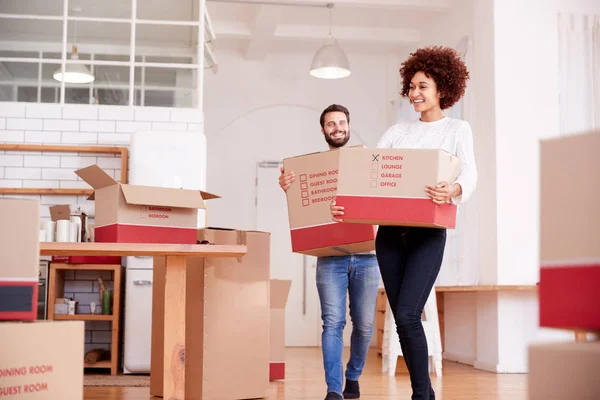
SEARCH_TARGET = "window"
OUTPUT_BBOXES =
[0,0,216,107]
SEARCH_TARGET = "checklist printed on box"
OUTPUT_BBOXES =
[371,159,379,188]
[300,174,310,206]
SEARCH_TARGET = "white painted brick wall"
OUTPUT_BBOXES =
[25,130,62,143]
[1,130,25,142]
[1,101,203,230]
[43,119,79,132]
[81,120,116,133]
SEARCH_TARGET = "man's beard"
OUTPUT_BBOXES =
[324,129,350,148]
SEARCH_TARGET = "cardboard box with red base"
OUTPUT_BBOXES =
[539,132,600,331]
[335,147,461,228]
[0,321,85,399]
[528,341,600,400]
[270,279,292,380]
[283,149,376,257]
[0,198,40,321]
[75,164,218,244]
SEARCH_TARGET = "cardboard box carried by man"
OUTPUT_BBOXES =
[283,147,460,256]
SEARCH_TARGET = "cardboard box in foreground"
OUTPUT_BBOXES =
[270,279,291,380]
[529,341,600,400]
[0,198,40,321]
[283,149,376,257]
[336,148,460,228]
[0,321,84,399]
[539,131,600,331]
[76,164,218,244]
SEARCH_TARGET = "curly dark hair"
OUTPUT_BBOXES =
[319,104,350,128]
[399,46,470,110]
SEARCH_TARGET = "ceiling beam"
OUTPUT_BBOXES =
[244,5,283,60]
[274,24,420,45]
[209,0,451,12]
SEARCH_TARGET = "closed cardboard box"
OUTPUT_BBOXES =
[0,321,84,399]
[529,342,600,400]
[151,228,270,400]
[336,148,461,228]
[283,149,376,257]
[539,132,600,331]
[76,164,217,244]
[270,279,291,380]
[0,198,40,321]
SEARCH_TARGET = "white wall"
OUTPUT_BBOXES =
[203,48,402,230]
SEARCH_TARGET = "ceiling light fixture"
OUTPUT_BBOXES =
[53,9,95,84]
[309,3,350,80]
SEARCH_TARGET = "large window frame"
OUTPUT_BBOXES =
[0,0,215,108]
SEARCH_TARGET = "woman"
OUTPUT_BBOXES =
[331,46,477,399]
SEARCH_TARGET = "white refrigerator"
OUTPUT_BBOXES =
[123,128,207,374]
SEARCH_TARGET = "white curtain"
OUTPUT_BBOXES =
[558,13,600,135]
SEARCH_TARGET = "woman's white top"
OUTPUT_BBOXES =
[376,117,477,204]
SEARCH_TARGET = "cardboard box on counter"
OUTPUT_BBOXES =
[75,164,218,244]
[151,227,270,400]
[270,279,291,381]
[0,198,40,321]
[539,132,600,331]
[0,321,84,399]
[335,148,461,228]
[283,149,376,257]
[528,341,600,400]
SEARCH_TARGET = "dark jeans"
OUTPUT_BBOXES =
[375,226,447,400]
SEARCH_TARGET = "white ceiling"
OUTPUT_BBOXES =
[0,0,451,54]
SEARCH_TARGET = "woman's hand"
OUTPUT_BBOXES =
[425,181,462,205]
[330,199,345,223]
[278,166,295,192]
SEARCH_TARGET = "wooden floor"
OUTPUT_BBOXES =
[83,348,528,399]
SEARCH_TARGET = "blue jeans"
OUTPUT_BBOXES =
[316,254,380,396]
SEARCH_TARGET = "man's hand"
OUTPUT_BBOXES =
[425,181,462,205]
[279,165,296,192]
[330,199,345,223]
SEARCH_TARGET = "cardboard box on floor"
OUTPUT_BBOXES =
[75,164,218,244]
[270,279,291,381]
[283,149,376,257]
[150,227,270,400]
[335,148,461,228]
[0,321,84,399]
[539,131,600,331]
[0,198,40,321]
[528,341,600,400]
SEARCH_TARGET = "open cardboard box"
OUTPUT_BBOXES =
[75,164,218,244]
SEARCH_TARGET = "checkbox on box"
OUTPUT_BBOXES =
[301,190,308,198]
[371,171,378,179]
[300,182,308,190]
[370,180,378,188]
[372,163,378,170]
[300,174,308,182]
[302,199,310,206]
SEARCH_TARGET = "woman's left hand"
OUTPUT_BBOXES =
[425,181,460,205]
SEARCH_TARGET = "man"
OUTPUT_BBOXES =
[279,104,380,400]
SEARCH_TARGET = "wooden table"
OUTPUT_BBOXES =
[40,242,247,400]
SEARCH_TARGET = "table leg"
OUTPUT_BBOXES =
[436,292,445,352]
[163,255,187,400]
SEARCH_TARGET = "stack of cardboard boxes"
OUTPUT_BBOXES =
[0,198,85,399]
[283,147,461,255]
[530,132,600,399]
